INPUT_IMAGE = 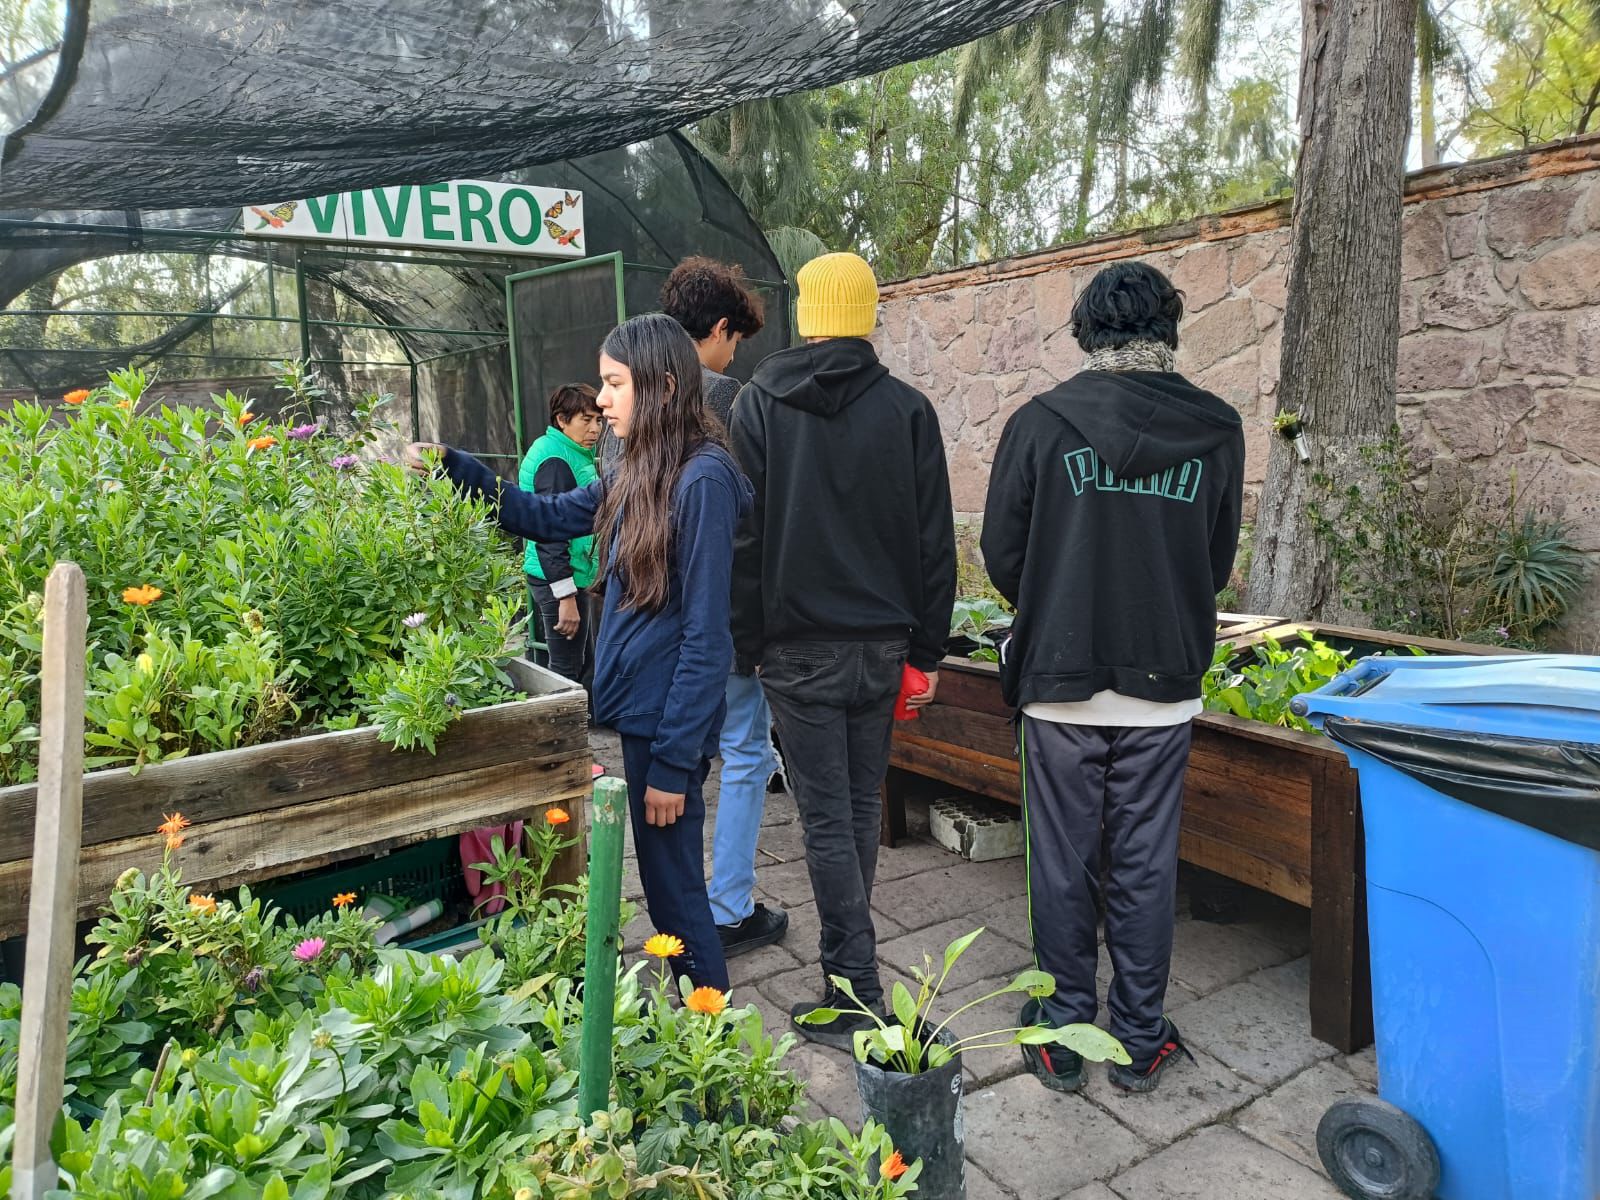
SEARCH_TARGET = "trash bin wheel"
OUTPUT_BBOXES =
[1317,1097,1440,1200]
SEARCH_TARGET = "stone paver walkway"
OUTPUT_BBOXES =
[594,729,1371,1199]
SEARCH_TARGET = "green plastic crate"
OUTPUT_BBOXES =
[246,837,468,927]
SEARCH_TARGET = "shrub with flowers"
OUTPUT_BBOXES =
[0,363,528,783]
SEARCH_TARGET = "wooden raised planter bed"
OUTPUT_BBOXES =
[0,658,593,939]
[882,616,1504,1053]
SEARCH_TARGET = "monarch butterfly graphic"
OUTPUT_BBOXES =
[544,192,583,221]
[250,202,298,230]
[545,219,582,248]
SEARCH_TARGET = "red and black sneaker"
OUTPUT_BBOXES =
[1108,1017,1195,1093]
[1018,998,1085,1093]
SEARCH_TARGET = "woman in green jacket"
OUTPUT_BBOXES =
[518,383,604,685]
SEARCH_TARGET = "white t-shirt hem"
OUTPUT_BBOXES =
[1023,690,1202,728]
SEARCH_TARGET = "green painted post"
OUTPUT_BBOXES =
[577,776,628,1118]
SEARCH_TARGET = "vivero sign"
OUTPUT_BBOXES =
[242,179,585,258]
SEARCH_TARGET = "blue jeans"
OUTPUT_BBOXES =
[708,672,778,926]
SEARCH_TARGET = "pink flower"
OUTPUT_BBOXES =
[288,423,318,441]
[292,937,326,962]
[330,454,358,470]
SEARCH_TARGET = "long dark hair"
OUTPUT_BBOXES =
[593,313,720,611]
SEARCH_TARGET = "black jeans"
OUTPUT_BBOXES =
[1019,715,1193,1065]
[760,638,907,1006]
[527,576,593,689]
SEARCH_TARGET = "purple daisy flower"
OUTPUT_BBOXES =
[287,423,318,441]
[330,454,359,470]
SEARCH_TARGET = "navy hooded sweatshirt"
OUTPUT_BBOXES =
[440,443,753,794]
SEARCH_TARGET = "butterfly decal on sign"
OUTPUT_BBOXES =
[249,202,298,230]
[545,219,582,248]
[543,192,582,220]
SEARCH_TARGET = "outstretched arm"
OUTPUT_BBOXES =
[409,442,601,543]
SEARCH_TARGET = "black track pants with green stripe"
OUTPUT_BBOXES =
[1020,714,1193,1066]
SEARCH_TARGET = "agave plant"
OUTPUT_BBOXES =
[1474,512,1588,639]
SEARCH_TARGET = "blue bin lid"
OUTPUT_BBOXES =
[1293,654,1600,743]
[1294,654,1600,851]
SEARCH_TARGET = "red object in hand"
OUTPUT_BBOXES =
[894,664,931,721]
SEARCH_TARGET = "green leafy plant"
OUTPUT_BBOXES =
[949,596,1013,663]
[1202,635,1361,733]
[0,363,527,784]
[1310,430,1589,647]
[798,927,1128,1074]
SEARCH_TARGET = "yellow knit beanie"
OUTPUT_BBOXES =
[796,252,879,339]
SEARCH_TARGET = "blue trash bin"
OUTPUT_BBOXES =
[1293,654,1600,1200]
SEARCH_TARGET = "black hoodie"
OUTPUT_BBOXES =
[981,369,1245,709]
[730,338,957,672]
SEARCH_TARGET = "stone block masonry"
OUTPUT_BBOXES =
[872,134,1600,644]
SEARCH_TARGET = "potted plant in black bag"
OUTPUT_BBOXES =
[799,929,1128,1200]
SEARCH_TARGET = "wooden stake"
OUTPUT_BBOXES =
[12,563,87,1200]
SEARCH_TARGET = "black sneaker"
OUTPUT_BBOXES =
[717,903,789,958]
[1108,1018,1195,1093]
[1018,997,1084,1093]
[791,987,882,1051]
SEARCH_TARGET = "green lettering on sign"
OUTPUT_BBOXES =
[372,186,413,238]
[349,190,368,237]
[419,183,452,240]
[457,184,496,244]
[305,194,340,235]
[499,188,539,246]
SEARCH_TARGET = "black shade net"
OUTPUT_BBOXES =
[0,133,791,464]
[1,0,1062,211]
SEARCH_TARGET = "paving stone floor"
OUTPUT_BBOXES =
[593,729,1372,1199]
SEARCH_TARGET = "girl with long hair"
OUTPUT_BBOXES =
[406,313,751,989]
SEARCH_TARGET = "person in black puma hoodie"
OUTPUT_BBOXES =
[982,261,1244,1096]
[731,251,956,1049]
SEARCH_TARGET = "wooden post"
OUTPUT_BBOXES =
[576,776,627,1120]
[12,563,87,1200]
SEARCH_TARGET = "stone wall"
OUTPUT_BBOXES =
[872,136,1600,640]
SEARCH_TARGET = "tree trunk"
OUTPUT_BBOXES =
[1246,0,1418,620]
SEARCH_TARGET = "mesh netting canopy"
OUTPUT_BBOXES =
[0,0,1060,210]
[0,133,791,463]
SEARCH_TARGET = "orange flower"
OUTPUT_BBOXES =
[238,412,255,426]
[545,807,571,827]
[122,584,163,606]
[246,435,277,451]
[62,389,90,405]
[881,1150,908,1181]
[158,812,190,837]
[117,400,133,411]
[332,891,357,909]
[165,832,186,852]
[188,894,217,915]
[685,986,727,1016]
[642,933,685,959]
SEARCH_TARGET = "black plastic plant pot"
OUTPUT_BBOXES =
[856,1033,965,1200]
[1275,416,1312,464]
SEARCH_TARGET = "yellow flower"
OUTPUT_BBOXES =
[246,435,277,451]
[188,894,217,916]
[545,807,571,826]
[157,813,190,837]
[332,891,357,909]
[136,652,154,673]
[685,986,727,1016]
[62,389,90,405]
[642,933,685,959]
[882,1150,908,1181]
[122,584,163,606]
